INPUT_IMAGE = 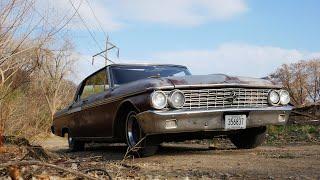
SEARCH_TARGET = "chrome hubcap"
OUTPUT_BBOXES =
[68,137,73,144]
[127,112,141,147]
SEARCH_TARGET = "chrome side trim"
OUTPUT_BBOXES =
[54,90,148,118]
[82,90,147,110]
[146,86,175,90]
[68,107,82,114]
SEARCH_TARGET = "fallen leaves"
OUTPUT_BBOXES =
[8,165,21,180]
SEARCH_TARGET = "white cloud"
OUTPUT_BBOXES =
[124,43,320,78]
[40,0,248,32]
[109,0,248,26]
[68,43,320,83]
[69,43,320,83]
[36,0,123,32]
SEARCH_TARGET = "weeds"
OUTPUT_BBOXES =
[266,125,320,145]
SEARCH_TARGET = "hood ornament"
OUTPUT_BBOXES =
[225,91,238,104]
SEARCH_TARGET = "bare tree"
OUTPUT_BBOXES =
[37,40,76,121]
[305,59,320,103]
[0,0,80,142]
[271,59,320,107]
[0,0,41,143]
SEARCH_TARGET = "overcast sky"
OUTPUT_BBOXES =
[41,0,320,83]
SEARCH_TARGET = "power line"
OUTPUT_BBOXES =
[33,0,101,55]
[68,0,103,51]
[69,0,119,66]
[84,0,108,38]
[32,1,82,36]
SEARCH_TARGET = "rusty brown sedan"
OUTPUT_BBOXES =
[52,64,292,156]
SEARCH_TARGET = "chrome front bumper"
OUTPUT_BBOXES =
[136,106,293,135]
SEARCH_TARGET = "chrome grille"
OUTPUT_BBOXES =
[167,88,270,110]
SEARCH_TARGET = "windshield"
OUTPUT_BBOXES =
[110,65,191,86]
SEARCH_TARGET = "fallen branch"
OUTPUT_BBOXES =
[0,161,99,180]
[291,111,318,120]
[293,119,320,125]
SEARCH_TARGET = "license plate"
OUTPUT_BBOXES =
[225,115,246,130]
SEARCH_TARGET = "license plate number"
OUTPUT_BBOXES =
[225,115,246,130]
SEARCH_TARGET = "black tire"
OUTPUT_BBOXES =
[125,111,159,157]
[229,126,267,149]
[67,133,85,152]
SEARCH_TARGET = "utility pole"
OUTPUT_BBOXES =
[92,36,119,66]
[105,36,108,65]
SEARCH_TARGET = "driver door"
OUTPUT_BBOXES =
[77,68,111,137]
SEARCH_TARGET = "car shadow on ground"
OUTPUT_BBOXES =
[53,143,237,160]
[158,144,236,155]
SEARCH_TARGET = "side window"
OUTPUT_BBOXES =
[80,69,109,100]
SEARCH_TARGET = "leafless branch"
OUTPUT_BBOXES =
[0,161,99,180]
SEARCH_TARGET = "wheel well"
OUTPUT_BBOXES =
[51,126,55,134]
[114,101,138,140]
[61,127,69,138]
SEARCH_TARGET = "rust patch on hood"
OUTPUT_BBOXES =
[162,74,281,89]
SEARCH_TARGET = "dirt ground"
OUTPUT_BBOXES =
[36,135,320,179]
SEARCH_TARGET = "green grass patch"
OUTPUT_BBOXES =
[266,124,320,145]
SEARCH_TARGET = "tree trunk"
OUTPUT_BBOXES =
[0,128,4,147]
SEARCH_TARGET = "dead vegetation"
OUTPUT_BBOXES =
[0,136,110,179]
[2,135,320,179]
[0,0,77,141]
[0,122,319,179]
[0,136,155,179]
[271,59,320,107]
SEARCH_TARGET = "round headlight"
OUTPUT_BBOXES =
[151,91,167,109]
[279,90,290,105]
[268,90,280,105]
[168,90,185,108]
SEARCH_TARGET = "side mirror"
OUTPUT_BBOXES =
[68,100,76,109]
[68,104,73,110]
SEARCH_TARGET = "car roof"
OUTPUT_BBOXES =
[80,63,188,83]
[108,63,187,68]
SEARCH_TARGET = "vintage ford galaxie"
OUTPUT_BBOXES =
[52,64,292,156]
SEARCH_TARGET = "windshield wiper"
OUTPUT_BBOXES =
[147,74,161,78]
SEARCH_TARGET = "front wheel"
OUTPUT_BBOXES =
[229,126,267,149]
[68,133,85,152]
[125,111,158,157]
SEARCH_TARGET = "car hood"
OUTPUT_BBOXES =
[110,74,280,103]
[160,74,280,89]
